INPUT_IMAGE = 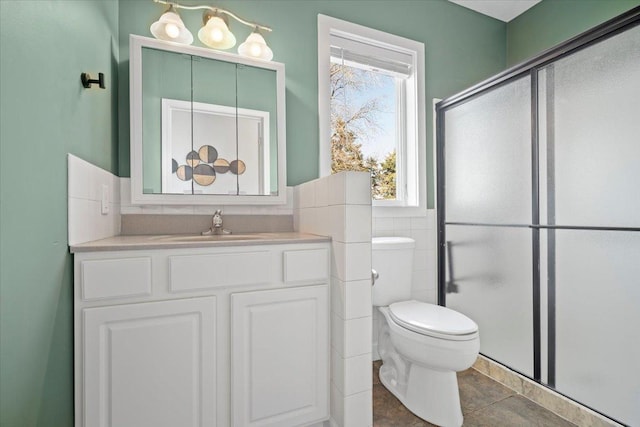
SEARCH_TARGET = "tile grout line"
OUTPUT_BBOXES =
[461,388,517,417]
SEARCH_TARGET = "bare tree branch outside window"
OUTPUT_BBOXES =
[330,63,396,200]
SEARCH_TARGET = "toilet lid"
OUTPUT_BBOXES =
[389,300,478,337]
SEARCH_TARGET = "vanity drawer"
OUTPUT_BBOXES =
[283,249,329,284]
[169,251,272,292]
[81,257,152,301]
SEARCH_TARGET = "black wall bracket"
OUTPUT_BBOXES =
[81,72,105,89]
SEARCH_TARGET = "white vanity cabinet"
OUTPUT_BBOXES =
[82,297,217,427]
[231,285,328,427]
[73,239,330,427]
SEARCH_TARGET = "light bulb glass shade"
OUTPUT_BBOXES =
[238,31,273,61]
[198,16,236,49]
[150,10,193,44]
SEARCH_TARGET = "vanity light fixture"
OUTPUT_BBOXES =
[150,0,273,60]
[198,11,236,49]
[238,28,273,61]
[150,5,194,44]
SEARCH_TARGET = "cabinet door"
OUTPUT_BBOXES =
[231,285,329,427]
[82,297,216,427]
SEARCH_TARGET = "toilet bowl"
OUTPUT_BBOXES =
[372,237,480,427]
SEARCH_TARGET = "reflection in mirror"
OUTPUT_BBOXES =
[141,46,191,194]
[237,64,278,195]
[161,99,270,195]
[130,35,286,205]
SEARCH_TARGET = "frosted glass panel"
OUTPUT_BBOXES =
[445,76,531,224]
[539,26,640,227]
[551,230,640,426]
[445,225,533,376]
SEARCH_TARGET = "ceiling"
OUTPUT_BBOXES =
[448,0,542,22]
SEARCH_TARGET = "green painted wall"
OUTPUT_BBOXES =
[507,0,640,66]
[118,0,508,207]
[4,1,637,425]
[0,1,119,426]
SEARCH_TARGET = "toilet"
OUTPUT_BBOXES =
[372,236,479,427]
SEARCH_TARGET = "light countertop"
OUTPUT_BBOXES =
[70,232,330,253]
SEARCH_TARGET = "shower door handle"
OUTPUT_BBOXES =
[446,241,459,293]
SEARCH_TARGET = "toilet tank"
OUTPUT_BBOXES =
[372,237,415,306]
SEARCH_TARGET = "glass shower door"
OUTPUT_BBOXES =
[443,75,534,377]
[439,12,640,424]
[538,25,640,426]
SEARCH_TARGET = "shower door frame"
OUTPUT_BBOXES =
[436,4,640,419]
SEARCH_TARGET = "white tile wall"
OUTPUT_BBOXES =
[295,171,373,427]
[330,384,373,427]
[68,154,121,245]
[331,277,372,320]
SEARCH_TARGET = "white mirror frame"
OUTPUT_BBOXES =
[129,35,286,205]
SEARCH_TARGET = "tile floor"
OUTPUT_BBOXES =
[372,361,577,426]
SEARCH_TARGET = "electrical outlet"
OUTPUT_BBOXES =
[101,184,109,215]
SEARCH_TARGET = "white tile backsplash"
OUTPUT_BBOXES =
[295,172,373,425]
[344,205,372,243]
[410,216,429,230]
[331,311,345,356]
[343,316,372,358]
[327,172,346,206]
[297,180,316,209]
[332,277,372,321]
[343,389,373,427]
[330,383,345,427]
[373,217,394,232]
[330,384,373,427]
[393,217,411,230]
[342,353,372,396]
[344,172,372,206]
[343,279,373,320]
[332,242,371,282]
[316,177,330,207]
[332,349,372,397]
[68,154,121,245]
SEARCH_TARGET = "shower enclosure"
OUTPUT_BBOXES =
[436,8,640,425]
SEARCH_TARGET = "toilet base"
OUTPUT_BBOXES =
[379,362,463,427]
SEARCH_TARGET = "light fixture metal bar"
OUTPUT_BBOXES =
[153,0,272,32]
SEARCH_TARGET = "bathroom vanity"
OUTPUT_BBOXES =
[71,233,330,427]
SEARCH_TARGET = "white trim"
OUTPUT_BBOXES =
[129,35,286,205]
[317,15,427,217]
[433,98,441,212]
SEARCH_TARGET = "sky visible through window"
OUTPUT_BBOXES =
[342,67,396,162]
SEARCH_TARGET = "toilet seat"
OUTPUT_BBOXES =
[389,300,478,341]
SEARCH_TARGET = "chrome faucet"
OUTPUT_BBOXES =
[212,209,223,230]
[202,210,232,235]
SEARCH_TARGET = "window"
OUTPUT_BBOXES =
[318,15,426,214]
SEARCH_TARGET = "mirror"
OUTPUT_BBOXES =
[130,35,286,205]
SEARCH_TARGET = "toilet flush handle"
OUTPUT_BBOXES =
[371,269,379,286]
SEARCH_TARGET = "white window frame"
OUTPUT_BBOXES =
[318,14,427,217]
